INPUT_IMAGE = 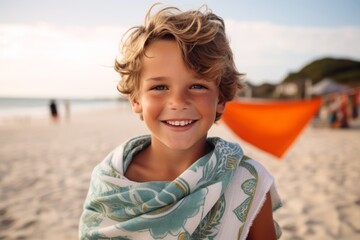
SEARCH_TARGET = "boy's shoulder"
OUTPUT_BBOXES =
[97,135,151,174]
[238,155,273,180]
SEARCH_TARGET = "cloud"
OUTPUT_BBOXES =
[0,23,126,98]
[1,21,360,97]
[225,20,360,83]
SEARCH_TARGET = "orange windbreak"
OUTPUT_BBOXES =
[221,98,321,158]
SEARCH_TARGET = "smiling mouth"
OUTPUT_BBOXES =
[164,120,196,127]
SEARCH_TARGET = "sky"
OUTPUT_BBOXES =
[1,0,360,98]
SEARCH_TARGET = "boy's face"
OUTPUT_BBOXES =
[132,40,225,151]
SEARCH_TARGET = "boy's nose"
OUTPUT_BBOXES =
[169,91,189,110]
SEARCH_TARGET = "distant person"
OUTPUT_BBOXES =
[64,100,71,122]
[340,93,349,128]
[79,4,281,240]
[328,94,340,128]
[49,99,59,122]
[351,88,358,119]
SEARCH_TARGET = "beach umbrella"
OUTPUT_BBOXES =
[309,78,349,95]
[221,98,321,158]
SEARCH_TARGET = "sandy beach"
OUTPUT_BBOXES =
[0,105,359,240]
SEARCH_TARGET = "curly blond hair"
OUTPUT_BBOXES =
[115,4,243,121]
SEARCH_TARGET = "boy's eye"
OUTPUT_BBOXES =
[151,85,168,91]
[190,84,207,89]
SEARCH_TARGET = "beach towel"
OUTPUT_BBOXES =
[79,135,281,239]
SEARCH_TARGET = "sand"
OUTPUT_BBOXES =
[0,105,359,239]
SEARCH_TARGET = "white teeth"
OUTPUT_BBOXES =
[166,120,193,126]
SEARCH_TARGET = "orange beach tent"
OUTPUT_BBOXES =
[221,98,321,158]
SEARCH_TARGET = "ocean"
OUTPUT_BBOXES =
[0,97,127,120]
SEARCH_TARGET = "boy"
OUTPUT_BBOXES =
[80,4,281,239]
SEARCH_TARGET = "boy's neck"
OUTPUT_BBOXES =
[126,137,213,182]
[149,137,212,170]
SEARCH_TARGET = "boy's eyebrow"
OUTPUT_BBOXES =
[144,76,167,82]
[145,76,206,82]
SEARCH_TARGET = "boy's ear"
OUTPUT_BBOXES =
[131,98,142,114]
[216,100,226,114]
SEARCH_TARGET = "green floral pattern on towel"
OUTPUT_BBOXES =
[79,136,281,240]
